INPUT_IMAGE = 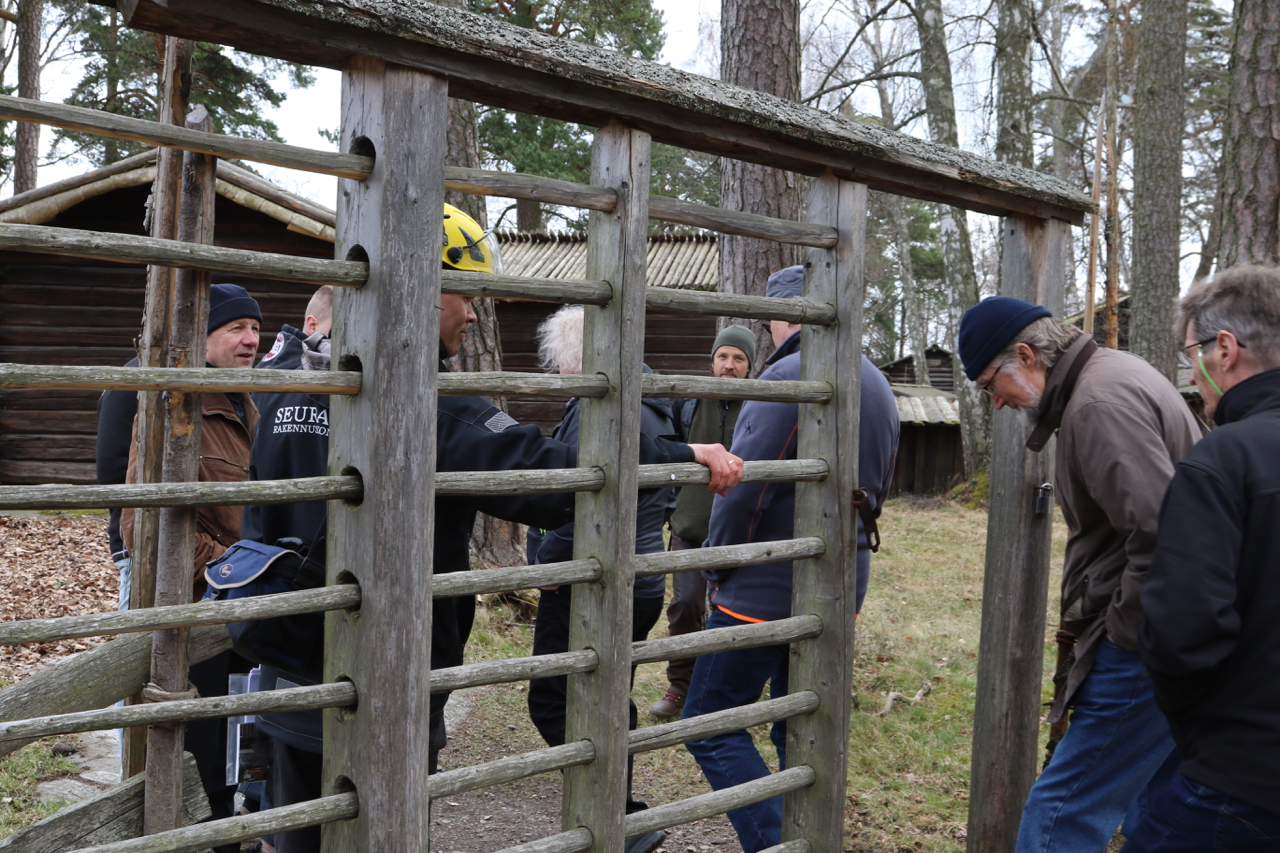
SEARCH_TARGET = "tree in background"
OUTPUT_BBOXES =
[1129,0,1188,380]
[469,0,664,231]
[1183,0,1232,282]
[0,0,16,182]
[46,1,313,166]
[1219,0,1279,268]
[719,0,802,364]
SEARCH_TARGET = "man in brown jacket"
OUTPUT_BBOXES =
[121,283,262,851]
[958,297,1199,853]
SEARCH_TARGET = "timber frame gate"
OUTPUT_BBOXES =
[0,3,1092,852]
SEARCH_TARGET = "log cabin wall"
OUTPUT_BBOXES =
[0,183,333,485]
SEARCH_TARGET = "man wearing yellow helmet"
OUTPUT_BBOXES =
[430,204,742,850]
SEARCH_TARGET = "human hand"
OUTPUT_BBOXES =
[689,443,744,496]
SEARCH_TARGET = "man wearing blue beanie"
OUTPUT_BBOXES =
[958,298,1199,852]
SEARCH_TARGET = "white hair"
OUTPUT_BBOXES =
[537,305,584,374]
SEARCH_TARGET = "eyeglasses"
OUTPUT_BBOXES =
[978,363,1005,398]
[1176,332,1247,368]
[749,318,771,334]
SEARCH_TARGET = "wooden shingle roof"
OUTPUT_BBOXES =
[497,230,718,291]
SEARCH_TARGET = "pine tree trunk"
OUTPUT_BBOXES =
[718,0,801,366]
[1220,0,1280,267]
[1130,0,1187,380]
[914,0,987,474]
[14,0,42,194]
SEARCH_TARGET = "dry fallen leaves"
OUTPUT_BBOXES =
[0,514,117,681]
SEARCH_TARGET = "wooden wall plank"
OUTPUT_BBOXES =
[966,215,1070,853]
[560,121,650,853]
[783,173,866,849]
[324,56,447,853]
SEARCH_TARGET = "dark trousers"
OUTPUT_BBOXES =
[270,739,323,853]
[187,651,242,853]
[429,592,476,773]
[528,585,663,810]
[664,534,709,696]
[1122,774,1280,852]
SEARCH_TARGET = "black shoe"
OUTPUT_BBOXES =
[623,829,666,853]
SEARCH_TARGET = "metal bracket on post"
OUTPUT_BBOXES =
[1035,483,1054,515]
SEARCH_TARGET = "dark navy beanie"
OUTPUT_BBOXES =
[765,265,805,299]
[207,283,263,333]
[958,296,1052,380]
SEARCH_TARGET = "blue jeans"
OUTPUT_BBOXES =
[1121,774,1280,852]
[1016,639,1180,853]
[682,609,789,853]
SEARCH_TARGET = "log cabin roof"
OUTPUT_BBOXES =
[890,386,961,424]
[497,230,719,291]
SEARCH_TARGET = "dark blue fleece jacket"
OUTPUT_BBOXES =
[703,331,898,621]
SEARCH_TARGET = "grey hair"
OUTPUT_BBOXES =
[1179,265,1280,369]
[537,304,585,374]
[993,316,1083,371]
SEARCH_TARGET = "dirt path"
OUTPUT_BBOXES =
[430,685,739,853]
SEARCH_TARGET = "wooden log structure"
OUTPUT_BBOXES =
[624,768,815,838]
[0,364,363,394]
[492,829,593,853]
[0,754,209,853]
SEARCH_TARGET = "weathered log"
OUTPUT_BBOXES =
[0,682,357,742]
[65,792,359,853]
[631,615,822,665]
[632,459,828,491]
[0,476,362,510]
[0,753,209,853]
[216,158,337,227]
[628,691,819,755]
[0,223,365,286]
[441,269,611,305]
[623,767,815,837]
[0,364,362,395]
[437,372,608,399]
[0,93,370,179]
[757,841,812,853]
[634,537,824,578]
[644,287,835,325]
[432,560,601,598]
[0,625,231,759]
[0,149,158,215]
[116,0,1093,221]
[428,742,595,800]
[490,829,593,853]
[429,650,598,694]
[641,374,830,403]
[647,196,837,248]
[444,166,614,213]
[0,586,361,646]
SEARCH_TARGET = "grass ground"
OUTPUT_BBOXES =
[457,497,1068,852]
[0,733,81,836]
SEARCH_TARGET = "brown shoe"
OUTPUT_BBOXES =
[648,688,685,719]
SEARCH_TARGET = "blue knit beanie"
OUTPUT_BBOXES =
[207,283,263,334]
[765,265,805,299]
[958,297,1052,380]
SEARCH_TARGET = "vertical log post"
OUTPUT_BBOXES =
[783,173,867,849]
[142,105,215,836]
[967,215,1070,853]
[560,120,650,853]
[324,57,447,853]
[127,35,192,779]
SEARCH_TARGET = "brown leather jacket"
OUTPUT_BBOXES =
[122,392,258,593]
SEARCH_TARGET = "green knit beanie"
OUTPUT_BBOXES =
[711,325,757,372]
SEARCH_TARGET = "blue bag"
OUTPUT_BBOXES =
[203,540,325,674]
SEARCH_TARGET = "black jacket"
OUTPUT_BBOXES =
[1140,367,1280,816]
[96,358,139,557]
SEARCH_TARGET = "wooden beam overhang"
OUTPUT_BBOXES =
[112,0,1092,224]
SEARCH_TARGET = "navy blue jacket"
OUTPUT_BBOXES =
[703,331,898,622]
[1141,367,1280,815]
[525,368,677,599]
[96,358,140,557]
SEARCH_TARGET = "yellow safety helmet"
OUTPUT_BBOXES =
[442,203,500,274]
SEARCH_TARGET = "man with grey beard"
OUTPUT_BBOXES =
[958,297,1199,853]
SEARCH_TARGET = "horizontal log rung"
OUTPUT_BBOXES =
[489,828,594,853]
[433,560,601,598]
[632,614,823,665]
[0,364,362,395]
[0,93,371,179]
[0,476,362,510]
[437,459,827,497]
[758,841,813,853]
[0,223,366,286]
[430,650,598,694]
[428,741,596,799]
[0,683,356,742]
[634,538,825,578]
[623,766,816,837]
[59,792,359,853]
[628,691,819,755]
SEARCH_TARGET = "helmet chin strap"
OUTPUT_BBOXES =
[1199,351,1225,397]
